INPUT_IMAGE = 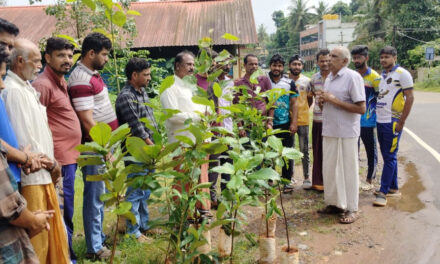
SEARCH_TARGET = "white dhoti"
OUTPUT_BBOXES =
[322,136,359,212]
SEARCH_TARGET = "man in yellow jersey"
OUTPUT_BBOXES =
[288,55,312,189]
[373,46,414,207]
[351,45,381,184]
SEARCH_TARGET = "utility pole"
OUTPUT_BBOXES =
[340,31,344,46]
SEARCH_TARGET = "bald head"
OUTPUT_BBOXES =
[329,46,350,74]
[10,38,42,81]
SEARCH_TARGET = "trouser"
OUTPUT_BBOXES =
[311,121,323,187]
[358,127,378,180]
[208,151,231,202]
[82,164,106,254]
[295,125,310,180]
[21,184,70,264]
[377,120,402,194]
[273,122,294,182]
[125,166,151,238]
[61,164,77,261]
[322,136,359,212]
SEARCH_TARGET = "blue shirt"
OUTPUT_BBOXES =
[360,67,381,127]
[0,96,21,182]
[269,74,299,126]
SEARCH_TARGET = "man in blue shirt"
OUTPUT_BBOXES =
[268,54,299,193]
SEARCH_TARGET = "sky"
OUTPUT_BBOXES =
[7,0,351,34]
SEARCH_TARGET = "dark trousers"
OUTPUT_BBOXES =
[62,164,77,261]
[273,122,294,181]
[208,152,231,202]
[377,120,402,194]
[311,121,323,187]
[358,126,378,180]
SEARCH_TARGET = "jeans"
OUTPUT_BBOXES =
[295,125,310,180]
[126,169,151,238]
[82,164,106,254]
[208,152,231,202]
[358,126,378,180]
[273,122,294,181]
[377,119,402,194]
[62,164,77,261]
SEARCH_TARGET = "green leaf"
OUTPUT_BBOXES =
[86,174,104,182]
[213,82,223,98]
[99,0,113,10]
[90,123,112,147]
[211,162,234,175]
[55,34,78,48]
[174,135,194,147]
[220,105,242,113]
[127,10,141,16]
[250,69,264,85]
[282,147,303,160]
[201,143,228,155]
[108,123,130,147]
[188,125,203,145]
[192,96,215,112]
[216,202,227,220]
[159,75,175,95]
[265,152,279,159]
[113,171,127,193]
[190,182,212,193]
[207,70,223,83]
[215,49,231,62]
[247,168,280,181]
[114,201,132,215]
[78,156,104,167]
[125,137,150,163]
[221,33,240,41]
[122,212,136,225]
[100,192,115,202]
[73,53,81,65]
[267,135,283,152]
[81,0,96,11]
[112,10,127,27]
[227,175,243,190]
[234,158,248,171]
[157,141,180,160]
[248,154,264,169]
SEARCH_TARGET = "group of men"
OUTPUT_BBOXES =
[0,14,414,264]
[263,45,413,224]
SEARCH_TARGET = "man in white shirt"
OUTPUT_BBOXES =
[2,38,69,263]
[160,51,212,219]
[318,46,365,224]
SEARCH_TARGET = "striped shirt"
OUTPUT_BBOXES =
[115,83,157,140]
[68,62,118,136]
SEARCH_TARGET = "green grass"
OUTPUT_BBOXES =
[414,82,440,92]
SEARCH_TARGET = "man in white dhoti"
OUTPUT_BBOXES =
[317,46,366,224]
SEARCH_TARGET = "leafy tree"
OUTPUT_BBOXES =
[257,24,269,46]
[353,0,387,41]
[330,1,351,17]
[349,0,362,14]
[313,1,329,21]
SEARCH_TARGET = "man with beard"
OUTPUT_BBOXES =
[308,49,330,191]
[234,54,272,136]
[373,46,414,207]
[268,54,298,193]
[115,58,158,242]
[288,55,312,190]
[68,32,118,260]
[351,45,381,185]
[33,37,81,263]
[2,38,69,263]
[318,46,365,224]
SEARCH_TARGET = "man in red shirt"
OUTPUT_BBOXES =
[33,37,82,263]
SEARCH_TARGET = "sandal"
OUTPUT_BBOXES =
[317,205,345,215]
[339,211,358,224]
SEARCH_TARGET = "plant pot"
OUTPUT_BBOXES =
[218,227,232,257]
[259,236,276,264]
[259,213,277,238]
[280,245,299,264]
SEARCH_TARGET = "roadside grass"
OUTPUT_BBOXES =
[414,82,440,92]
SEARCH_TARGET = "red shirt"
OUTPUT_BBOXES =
[234,75,271,115]
[33,66,82,165]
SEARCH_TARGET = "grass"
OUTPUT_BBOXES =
[414,82,440,92]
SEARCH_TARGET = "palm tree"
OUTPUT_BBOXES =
[314,1,329,21]
[353,0,388,41]
[288,0,313,33]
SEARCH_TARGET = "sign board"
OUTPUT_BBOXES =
[425,47,434,61]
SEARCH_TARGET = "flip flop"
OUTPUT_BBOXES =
[317,205,345,215]
[339,211,358,224]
